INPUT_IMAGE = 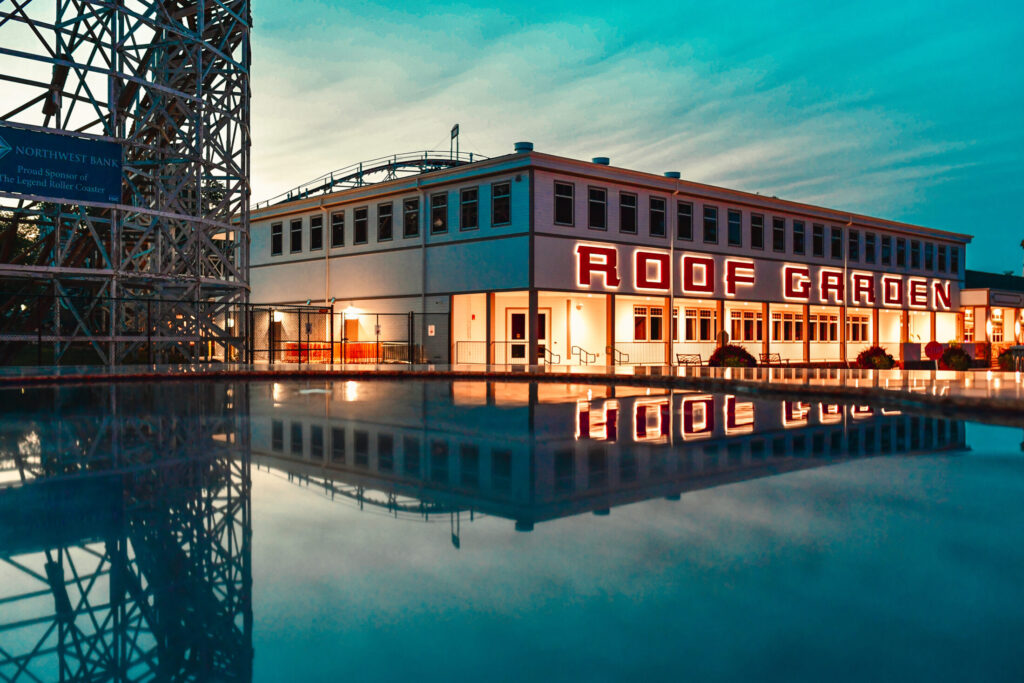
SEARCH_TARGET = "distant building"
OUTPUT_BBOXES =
[961,270,1024,357]
[250,143,971,365]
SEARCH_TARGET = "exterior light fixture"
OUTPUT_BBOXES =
[344,305,360,320]
[273,310,283,322]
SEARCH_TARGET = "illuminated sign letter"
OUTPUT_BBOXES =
[851,273,876,305]
[932,280,951,310]
[783,266,811,300]
[908,278,928,308]
[819,270,844,304]
[681,255,716,295]
[576,244,621,288]
[634,250,670,291]
[724,260,756,297]
[882,276,903,306]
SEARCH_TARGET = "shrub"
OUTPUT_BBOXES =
[940,344,972,371]
[709,344,757,367]
[997,348,1016,371]
[855,345,896,370]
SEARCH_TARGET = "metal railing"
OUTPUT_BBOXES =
[606,346,629,365]
[571,345,597,365]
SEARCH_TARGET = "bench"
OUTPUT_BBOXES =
[759,352,786,365]
[676,353,703,366]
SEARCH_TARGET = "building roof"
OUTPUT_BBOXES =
[965,269,1024,293]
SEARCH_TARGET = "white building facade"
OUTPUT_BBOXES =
[250,144,970,365]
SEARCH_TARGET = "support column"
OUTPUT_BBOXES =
[840,305,848,363]
[528,289,539,365]
[716,299,726,347]
[486,292,495,365]
[761,302,770,359]
[872,307,880,347]
[606,293,615,366]
[900,308,909,362]
[802,304,811,364]
[664,296,673,365]
[929,310,936,343]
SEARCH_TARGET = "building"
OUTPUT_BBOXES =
[250,143,970,365]
[961,270,1024,362]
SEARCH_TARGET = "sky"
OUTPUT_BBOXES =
[251,0,1024,274]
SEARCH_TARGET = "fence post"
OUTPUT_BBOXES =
[376,314,380,364]
[269,311,275,365]
[330,303,335,365]
[408,311,414,364]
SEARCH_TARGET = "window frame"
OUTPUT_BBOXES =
[676,200,693,241]
[619,192,638,234]
[491,182,511,226]
[403,198,419,238]
[289,218,303,253]
[751,213,765,250]
[881,235,892,265]
[848,228,859,263]
[649,196,667,238]
[812,223,825,258]
[830,226,843,260]
[772,216,786,253]
[330,211,344,247]
[702,205,718,244]
[353,207,368,244]
[865,232,876,264]
[792,220,806,255]
[554,181,575,226]
[377,201,393,241]
[910,240,921,269]
[309,214,323,251]
[588,186,607,231]
[460,186,479,231]
[727,208,742,247]
[271,222,283,256]
[430,192,448,234]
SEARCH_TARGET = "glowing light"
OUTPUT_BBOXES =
[344,380,359,401]
[344,305,361,320]
[272,310,283,323]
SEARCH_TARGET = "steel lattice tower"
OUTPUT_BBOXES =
[0,0,251,365]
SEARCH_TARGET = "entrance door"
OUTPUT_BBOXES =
[507,309,549,363]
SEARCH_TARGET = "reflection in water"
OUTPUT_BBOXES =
[253,381,966,540]
[0,384,251,682]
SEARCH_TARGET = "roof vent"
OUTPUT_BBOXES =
[592,157,610,165]
[664,171,681,179]
[514,141,534,153]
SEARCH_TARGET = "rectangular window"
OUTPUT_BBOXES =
[938,244,947,272]
[589,187,607,230]
[330,211,344,247]
[848,229,859,262]
[290,218,302,253]
[896,239,906,267]
[771,312,804,342]
[377,202,393,241]
[729,310,763,342]
[865,232,876,264]
[793,220,805,255]
[951,246,960,274]
[633,305,647,341]
[830,226,843,260]
[632,306,665,341]
[751,214,764,250]
[649,197,666,237]
[991,309,1004,343]
[491,182,511,225]
[378,434,394,471]
[331,427,345,463]
[354,207,368,244]
[620,192,637,234]
[554,182,574,225]
[812,223,824,257]
[310,214,323,251]
[290,422,303,455]
[460,187,478,230]
[430,193,447,234]
[354,431,369,467]
[808,314,841,342]
[924,242,934,270]
[772,217,786,252]
[271,222,283,255]
[650,306,664,341]
[310,425,324,460]
[403,198,419,238]
[271,420,283,451]
[845,315,870,343]
[676,201,693,240]
[963,308,974,342]
[684,308,718,342]
[881,235,892,265]
[703,205,718,243]
[910,240,921,269]
[727,209,742,247]
[403,436,421,475]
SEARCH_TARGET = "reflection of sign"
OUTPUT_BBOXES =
[925,341,943,360]
[0,125,121,204]
[428,324,436,337]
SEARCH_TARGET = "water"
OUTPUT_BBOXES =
[1,379,1022,682]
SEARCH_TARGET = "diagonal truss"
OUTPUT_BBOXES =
[0,0,251,365]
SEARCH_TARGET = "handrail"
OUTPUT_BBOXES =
[571,345,597,365]
[605,346,629,365]
[542,347,561,366]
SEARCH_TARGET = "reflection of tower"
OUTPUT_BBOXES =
[0,383,252,681]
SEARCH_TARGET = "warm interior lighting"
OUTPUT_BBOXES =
[344,305,361,320]
[272,310,283,323]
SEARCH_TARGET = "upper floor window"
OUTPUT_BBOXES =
[703,205,718,244]
[290,218,302,253]
[430,193,447,234]
[830,226,843,260]
[589,187,607,230]
[620,192,637,234]
[554,182,574,225]
[676,201,693,240]
[865,232,876,264]
[938,244,947,272]
[924,242,934,270]
[649,197,666,237]
[896,238,906,267]
[881,235,892,265]
[812,224,824,257]
[727,209,742,247]
[950,246,960,274]
[751,214,765,250]
[772,217,786,252]
[848,229,859,262]
[460,187,478,230]
[910,240,921,269]
[403,198,419,238]
[271,222,283,255]
[330,211,344,247]
[492,182,511,226]
[310,214,323,251]
[353,207,368,244]
[793,220,805,255]
[378,202,393,241]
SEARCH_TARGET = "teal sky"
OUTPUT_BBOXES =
[251,1,1024,274]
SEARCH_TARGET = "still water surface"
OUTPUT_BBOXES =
[1,380,1022,682]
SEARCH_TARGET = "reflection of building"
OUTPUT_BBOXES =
[0,384,252,682]
[250,144,968,365]
[253,381,966,534]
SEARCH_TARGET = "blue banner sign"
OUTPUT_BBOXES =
[0,125,122,204]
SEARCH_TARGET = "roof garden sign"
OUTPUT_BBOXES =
[0,125,122,205]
